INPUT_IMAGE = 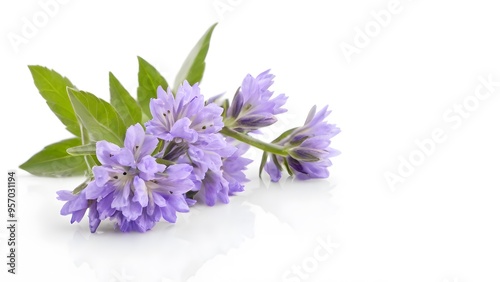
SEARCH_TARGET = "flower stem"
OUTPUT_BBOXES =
[220,127,288,156]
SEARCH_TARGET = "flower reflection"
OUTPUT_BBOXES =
[69,196,256,282]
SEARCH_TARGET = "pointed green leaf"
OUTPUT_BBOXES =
[137,56,168,118]
[174,23,218,91]
[19,138,87,177]
[67,87,126,146]
[109,72,142,126]
[28,66,80,136]
[67,142,96,156]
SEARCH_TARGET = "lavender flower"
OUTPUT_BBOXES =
[225,70,288,132]
[145,81,239,206]
[57,124,194,232]
[264,106,340,181]
[222,138,252,195]
[56,189,100,232]
[145,82,224,145]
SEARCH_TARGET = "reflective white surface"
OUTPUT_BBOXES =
[2,159,500,282]
[4,172,341,282]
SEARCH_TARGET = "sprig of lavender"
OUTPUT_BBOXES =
[20,24,340,232]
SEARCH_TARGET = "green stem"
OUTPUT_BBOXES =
[220,127,288,156]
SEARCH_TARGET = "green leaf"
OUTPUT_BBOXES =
[137,56,168,118]
[28,66,80,136]
[174,23,218,91]
[67,87,126,146]
[109,72,142,126]
[66,143,96,156]
[19,138,88,177]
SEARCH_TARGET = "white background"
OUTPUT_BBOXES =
[1,0,500,281]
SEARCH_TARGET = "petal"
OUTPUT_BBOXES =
[124,124,145,152]
[167,194,189,212]
[111,181,131,209]
[96,141,121,165]
[70,209,87,224]
[125,124,159,160]
[186,197,197,207]
[152,192,167,207]
[56,190,75,201]
[170,117,198,143]
[237,114,277,129]
[139,135,159,158]
[191,103,224,133]
[121,201,143,221]
[161,205,177,223]
[60,202,72,215]
[228,91,244,118]
[138,156,165,180]
[92,166,110,187]
[84,180,104,200]
[256,69,274,90]
[97,194,116,220]
[88,202,101,233]
[265,160,282,182]
[199,172,220,206]
[115,148,135,167]
[132,176,149,207]
[166,164,193,180]
[156,86,169,103]
[157,177,194,194]
[287,157,307,175]
[68,192,88,213]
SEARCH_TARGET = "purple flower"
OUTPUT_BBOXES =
[187,138,251,206]
[178,136,236,206]
[58,124,194,232]
[226,70,288,132]
[145,81,243,206]
[195,169,229,206]
[222,138,252,195]
[264,106,340,181]
[145,82,224,146]
[56,189,100,232]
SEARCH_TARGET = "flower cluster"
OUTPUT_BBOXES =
[264,106,341,182]
[57,70,340,232]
